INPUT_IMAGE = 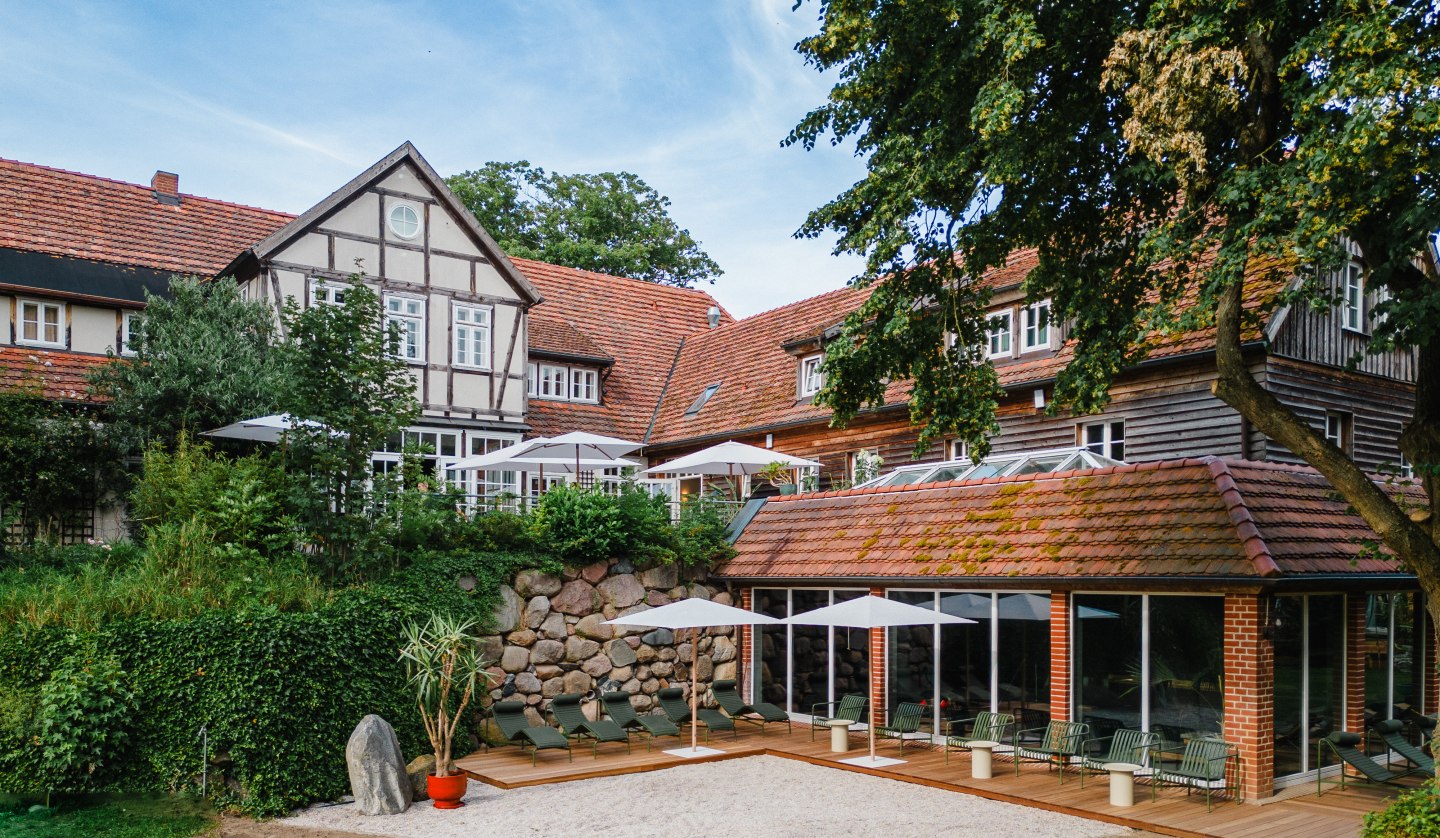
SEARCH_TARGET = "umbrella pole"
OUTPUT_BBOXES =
[691,626,700,752]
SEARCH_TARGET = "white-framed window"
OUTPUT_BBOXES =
[452,305,491,369]
[17,299,64,348]
[1325,411,1351,454]
[309,278,353,307]
[538,364,569,399]
[1021,299,1051,352]
[799,354,824,397]
[947,438,969,462]
[120,310,141,356]
[1342,259,1365,332]
[1400,452,1414,478]
[571,368,598,403]
[1080,419,1126,461]
[526,362,538,397]
[384,294,425,363]
[388,203,422,240]
[986,311,1013,358]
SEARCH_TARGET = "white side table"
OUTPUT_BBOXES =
[826,719,855,753]
[967,740,1000,779]
[1103,762,1142,806]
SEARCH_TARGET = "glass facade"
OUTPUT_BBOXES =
[1365,592,1425,732]
[750,589,870,716]
[1272,594,1346,779]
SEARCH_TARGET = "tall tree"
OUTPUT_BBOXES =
[446,162,722,287]
[88,277,284,451]
[788,2,1440,608]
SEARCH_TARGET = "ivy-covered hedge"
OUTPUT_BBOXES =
[0,550,545,818]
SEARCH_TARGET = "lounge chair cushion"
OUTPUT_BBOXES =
[1330,731,1363,747]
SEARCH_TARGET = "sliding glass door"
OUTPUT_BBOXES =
[1272,594,1346,780]
[750,588,870,716]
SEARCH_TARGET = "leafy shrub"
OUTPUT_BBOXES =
[1365,780,1440,837]
[39,647,134,792]
[0,541,140,574]
[614,484,676,561]
[464,507,534,552]
[529,485,624,564]
[672,501,737,567]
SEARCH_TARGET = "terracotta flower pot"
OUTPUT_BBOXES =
[427,772,468,809]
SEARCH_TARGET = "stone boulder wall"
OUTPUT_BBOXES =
[482,559,734,724]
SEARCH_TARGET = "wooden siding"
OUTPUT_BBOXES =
[1258,355,1413,473]
[1268,281,1416,382]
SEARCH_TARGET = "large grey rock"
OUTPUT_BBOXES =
[574,614,613,641]
[506,629,537,647]
[345,715,410,816]
[531,639,565,665]
[581,654,612,677]
[538,613,567,639]
[712,591,733,607]
[711,636,736,663]
[514,569,563,598]
[641,628,674,646]
[500,646,530,673]
[638,564,678,590]
[541,676,566,698]
[523,596,551,629]
[477,635,504,665]
[552,580,599,615]
[597,575,646,609]
[714,661,737,682]
[490,585,523,633]
[514,672,543,694]
[606,640,637,668]
[563,669,594,694]
[565,636,601,662]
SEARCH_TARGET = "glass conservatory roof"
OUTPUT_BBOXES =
[857,447,1125,490]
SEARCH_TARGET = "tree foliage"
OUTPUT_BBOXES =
[789,1,1440,611]
[88,277,283,451]
[446,161,722,287]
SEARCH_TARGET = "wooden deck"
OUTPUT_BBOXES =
[456,726,1409,838]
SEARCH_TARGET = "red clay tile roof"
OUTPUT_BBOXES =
[514,258,730,440]
[718,457,1416,582]
[528,317,612,363]
[0,347,111,403]
[648,250,1289,446]
[0,158,293,277]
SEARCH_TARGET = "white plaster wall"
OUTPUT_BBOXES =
[386,248,424,284]
[0,294,11,343]
[70,305,117,354]
[326,191,381,238]
[430,255,470,292]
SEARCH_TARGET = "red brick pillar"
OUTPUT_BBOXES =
[1345,594,1367,736]
[1425,610,1439,716]
[1049,591,1070,723]
[869,585,887,725]
[1223,593,1273,800]
[740,587,754,703]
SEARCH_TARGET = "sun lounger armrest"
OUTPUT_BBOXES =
[810,700,837,717]
[945,717,980,735]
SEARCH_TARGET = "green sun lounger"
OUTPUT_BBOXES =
[490,700,573,765]
[550,692,632,757]
[1371,719,1435,774]
[1319,731,1412,796]
[712,679,791,735]
[658,686,737,741]
[601,691,680,750]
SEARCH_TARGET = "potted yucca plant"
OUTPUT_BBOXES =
[399,614,495,809]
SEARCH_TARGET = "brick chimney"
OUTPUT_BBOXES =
[151,170,180,205]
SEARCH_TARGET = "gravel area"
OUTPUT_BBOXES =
[282,755,1137,838]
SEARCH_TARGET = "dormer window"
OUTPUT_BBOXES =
[18,300,64,348]
[799,354,824,398]
[1341,259,1365,332]
[527,361,601,403]
[685,382,722,416]
[986,311,1013,358]
[1021,299,1051,352]
[120,310,141,356]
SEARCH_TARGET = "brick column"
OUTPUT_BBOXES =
[1345,594,1367,736]
[869,585,887,725]
[1049,591,1070,723]
[1223,593,1273,800]
[740,587,754,703]
[1425,610,1439,716]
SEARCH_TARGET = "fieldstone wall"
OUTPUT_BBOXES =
[478,558,738,726]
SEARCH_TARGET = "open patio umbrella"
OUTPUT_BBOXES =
[516,431,643,475]
[785,595,974,768]
[939,592,1117,621]
[202,413,342,443]
[603,598,780,758]
[642,440,822,498]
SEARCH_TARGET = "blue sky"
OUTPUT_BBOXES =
[0,1,869,317]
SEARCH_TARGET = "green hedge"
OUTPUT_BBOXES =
[1365,780,1440,837]
[0,550,544,818]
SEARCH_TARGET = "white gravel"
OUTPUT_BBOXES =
[283,755,1136,838]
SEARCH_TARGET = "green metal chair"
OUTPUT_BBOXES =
[489,700,573,766]
[876,701,929,754]
[1317,731,1411,796]
[1013,720,1090,783]
[1369,720,1435,775]
[712,679,792,734]
[944,711,1014,765]
[549,693,631,757]
[1151,736,1241,811]
[600,691,679,751]
[1078,728,1156,788]
[657,686,737,741]
[810,694,867,743]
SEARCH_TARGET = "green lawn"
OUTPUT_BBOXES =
[0,794,216,838]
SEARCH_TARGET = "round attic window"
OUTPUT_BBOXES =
[388,203,421,240]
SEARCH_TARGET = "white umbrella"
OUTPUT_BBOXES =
[202,413,342,443]
[642,440,821,476]
[785,595,975,768]
[603,598,780,758]
[518,431,643,475]
[940,592,1117,621]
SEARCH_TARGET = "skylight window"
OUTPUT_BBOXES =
[685,383,722,416]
